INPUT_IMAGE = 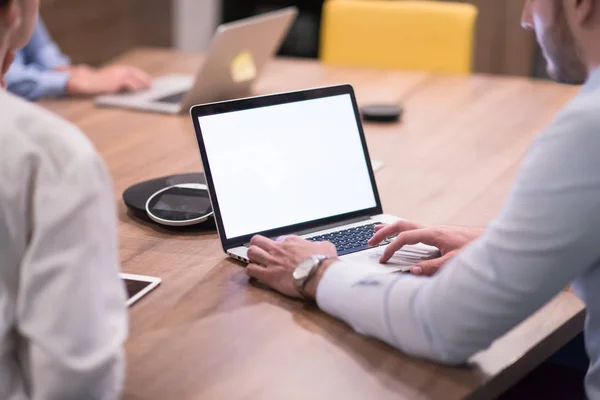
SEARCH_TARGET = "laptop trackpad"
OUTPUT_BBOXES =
[340,244,441,273]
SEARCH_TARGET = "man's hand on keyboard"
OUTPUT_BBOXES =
[66,65,152,96]
[368,221,483,276]
[246,235,338,300]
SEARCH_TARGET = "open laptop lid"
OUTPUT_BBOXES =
[190,85,384,251]
[181,7,298,110]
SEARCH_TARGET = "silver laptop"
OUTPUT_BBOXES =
[95,7,298,115]
[190,85,440,272]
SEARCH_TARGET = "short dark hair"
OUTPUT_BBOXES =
[0,0,10,8]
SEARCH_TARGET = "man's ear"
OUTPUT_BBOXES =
[0,1,21,33]
[572,0,595,25]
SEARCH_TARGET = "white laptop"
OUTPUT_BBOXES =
[95,7,298,114]
[190,85,440,271]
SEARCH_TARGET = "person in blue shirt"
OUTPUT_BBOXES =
[5,17,152,100]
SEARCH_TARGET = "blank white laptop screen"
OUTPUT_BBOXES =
[198,94,377,239]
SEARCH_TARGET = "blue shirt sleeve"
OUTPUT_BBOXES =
[22,17,71,69]
[5,17,71,100]
[5,52,70,100]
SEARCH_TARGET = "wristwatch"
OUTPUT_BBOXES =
[293,255,330,299]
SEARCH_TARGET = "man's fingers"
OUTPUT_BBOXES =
[105,74,140,93]
[411,251,456,276]
[128,67,153,87]
[275,235,289,243]
[247,245,276,266]
[277,235,302,243]
[117,79,136,93]
[122,76,146,92]
[373,224,386,232]
[250,235,278,252]
[369,220,423,246]
[379,229,438,263]
[369,224,401,246]
[125,69,152,89]
[246,263,275,284]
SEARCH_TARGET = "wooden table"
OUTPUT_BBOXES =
[42,48,585,400]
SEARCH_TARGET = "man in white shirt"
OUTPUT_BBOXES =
[0,0,128,399]
[246,0,600,398]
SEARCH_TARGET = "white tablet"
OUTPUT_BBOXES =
[120,273,161,307]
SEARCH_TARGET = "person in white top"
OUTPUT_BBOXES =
[0,0,128,399]
[246,1,600,398]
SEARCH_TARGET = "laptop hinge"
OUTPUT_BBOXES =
[242,215,373,247]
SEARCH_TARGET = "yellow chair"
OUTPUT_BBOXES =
[320,0,478,74]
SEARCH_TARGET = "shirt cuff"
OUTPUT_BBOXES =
[38,70,70,97]
[315,261,446,361]
[316,261,406,340]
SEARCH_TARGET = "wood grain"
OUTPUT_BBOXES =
[41,48,584,400]
[40,0,172,66]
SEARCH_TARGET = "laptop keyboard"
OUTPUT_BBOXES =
[155,91,187,104]
[307,223,385,256]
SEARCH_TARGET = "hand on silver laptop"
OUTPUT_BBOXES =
[368,221,483,276]
[246,235,338,300]
[66,65,152,96]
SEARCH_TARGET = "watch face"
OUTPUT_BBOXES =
[293,258,315,280]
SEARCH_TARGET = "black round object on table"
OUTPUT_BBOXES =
[361,104,403,123]
[123,173,214,228]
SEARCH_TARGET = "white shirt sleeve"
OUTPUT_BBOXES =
[317,97,600,364]
[17,150,128,400]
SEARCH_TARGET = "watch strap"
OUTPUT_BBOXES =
[295,255,330,299]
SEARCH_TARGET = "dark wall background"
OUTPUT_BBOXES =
[41,0,172,66]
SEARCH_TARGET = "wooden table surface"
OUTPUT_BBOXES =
[42,48,585,400]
